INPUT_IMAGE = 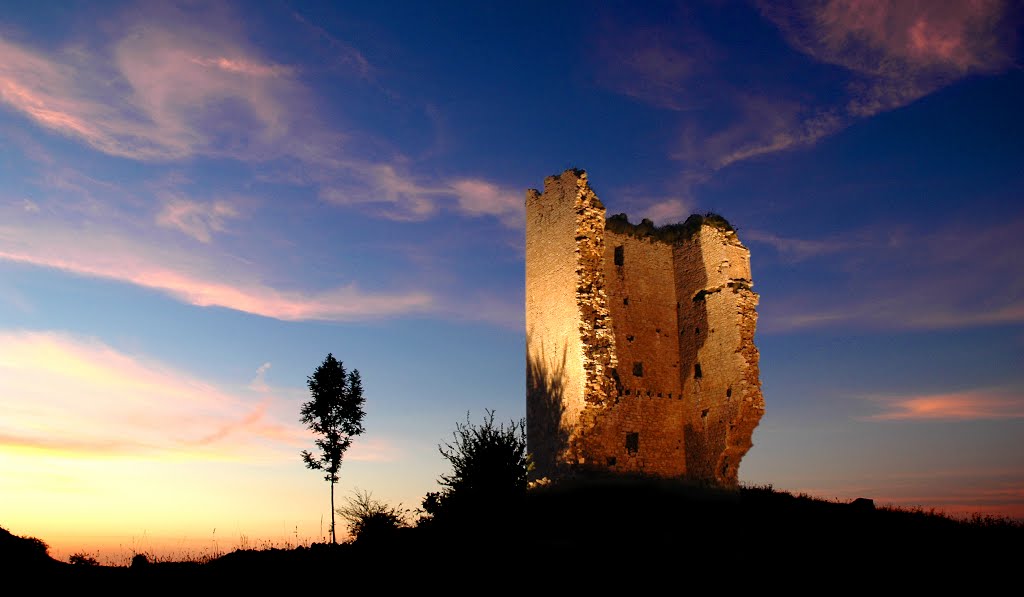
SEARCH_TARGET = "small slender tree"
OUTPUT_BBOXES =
[300,353,366,544]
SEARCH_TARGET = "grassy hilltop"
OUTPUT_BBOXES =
[4,478,1020,588]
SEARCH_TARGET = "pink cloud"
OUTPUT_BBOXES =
[765,0,1014,116]
[156,197,240,243]
[0,219,434,321]
[601,2,1015,173]
[1,16,522,229]
[0,16,304,161]
[811,0,1007,73]
[866,389,1024,421]
[0,331,298,459]
[450,178,523,227]
[190,56,294,78]
[0,331,400,463]
[641,198,691,225]
[321,167,524,227]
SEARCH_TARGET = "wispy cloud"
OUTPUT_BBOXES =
[0,9,522,230]
[596,1,1017,177]
[0,218,434,321]
[0,331,297,460]
[449,178,523,227]
[593,23,714,111]
[156,197,240,243]
[744,228,868,262]
[321,167,525,227]
[767,0,1015,116]
[700,100,844,170]
[0,23,301,161]
[250,362,273,393]
[865,388,1024,421]
[759,216,1024,332]
[0,330,400,463]
[641,197,692,225]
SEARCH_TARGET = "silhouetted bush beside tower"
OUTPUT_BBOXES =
[421,410,529,528]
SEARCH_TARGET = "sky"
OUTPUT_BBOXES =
[1,0,1022,562]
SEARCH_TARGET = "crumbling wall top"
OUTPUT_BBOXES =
[606,212,738,245]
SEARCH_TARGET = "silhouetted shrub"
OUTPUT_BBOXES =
[336,489,409,544]
[69,552,100,566]
[421,410,529,526]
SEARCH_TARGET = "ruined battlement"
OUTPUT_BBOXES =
[526,169,764,485]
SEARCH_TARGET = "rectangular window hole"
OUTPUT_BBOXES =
[633,361,643,377]
[625,432,639,455]
[606,456,617,467]
[701,408,709,419]
[614,245,624,266]
[726,387,732,399]
[694,363,703,379]
[623,297,629,305]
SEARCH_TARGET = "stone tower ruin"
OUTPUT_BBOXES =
[526,169,764,485]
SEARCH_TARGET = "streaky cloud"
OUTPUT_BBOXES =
[0,219,434,322]
[865,388,1024,421]
[0,331,300,460]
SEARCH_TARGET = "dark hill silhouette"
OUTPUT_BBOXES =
[4,481,1020,589]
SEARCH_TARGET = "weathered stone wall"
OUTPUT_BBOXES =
[525,173,587,479]
[526,169,764,485]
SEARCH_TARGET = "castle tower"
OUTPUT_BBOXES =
[526,169,764,484]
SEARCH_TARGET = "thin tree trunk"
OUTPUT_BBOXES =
[330,479,336,544]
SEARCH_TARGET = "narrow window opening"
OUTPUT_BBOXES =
[655,327,661,334]
[657,392,662,398]
[627,335,635,343]
[694,363,703,379]
[625,432,639,455]
[633,362,644,377]
[695,327,701,335]
[625,389,631,395]
[726,387,732,399]
[701,408,709,419]
[606,456,617,467]
[623,297,629,306]
[614,245,624,266]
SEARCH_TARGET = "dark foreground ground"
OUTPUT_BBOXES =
[5,479,1020,589]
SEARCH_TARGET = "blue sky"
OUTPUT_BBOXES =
[1,0,1022,560]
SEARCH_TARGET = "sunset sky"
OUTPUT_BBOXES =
[1,1,1022,562]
